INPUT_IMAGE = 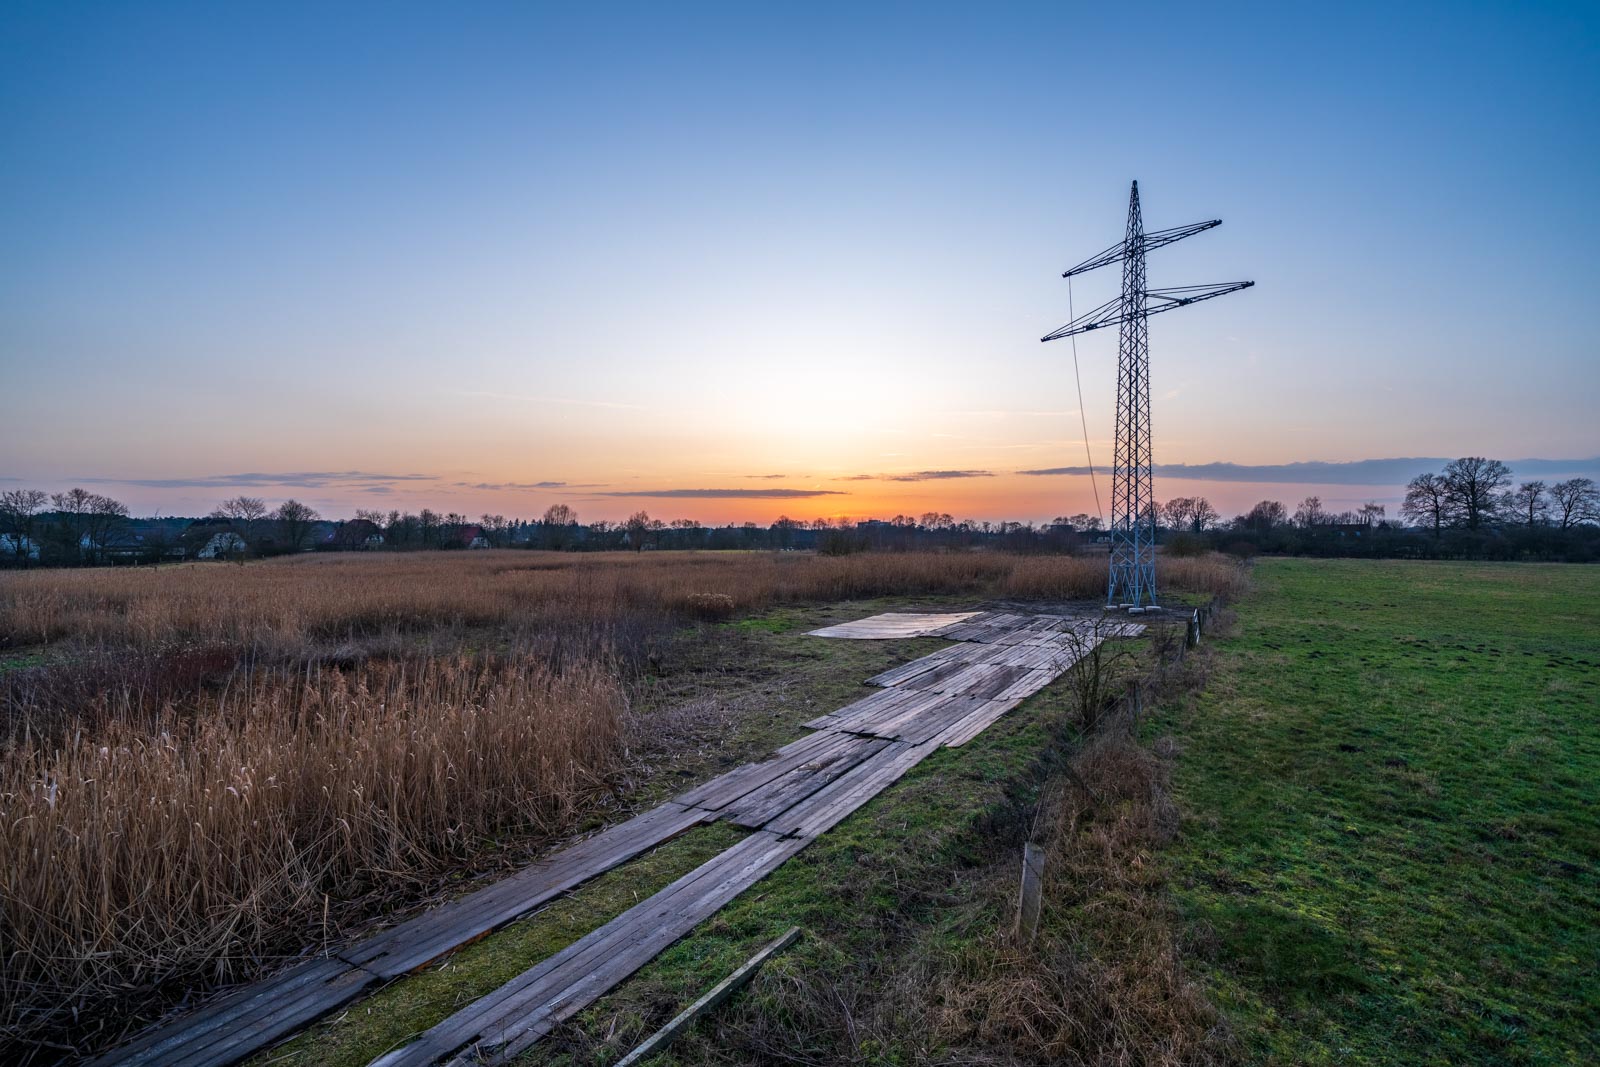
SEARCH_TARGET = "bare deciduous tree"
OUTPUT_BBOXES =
[0,489,49,562]
[1440,456,1511,530]
[1402,473,1449,537]
[212,496,268,550]
[1507,481,1548,528]
[539,504,577,549]
[625,510,652,552]
[273,499,320,551]
[1550,477,1598,529]
[1293,496,1327,528]
[1241,499,1287,532]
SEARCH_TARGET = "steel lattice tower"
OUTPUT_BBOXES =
[1042,181,1253,610]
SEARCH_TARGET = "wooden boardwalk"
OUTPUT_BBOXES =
[90,611,1140,1067]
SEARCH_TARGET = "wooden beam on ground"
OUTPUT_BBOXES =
[1015,842,1046,944]
[612,927,802,1067]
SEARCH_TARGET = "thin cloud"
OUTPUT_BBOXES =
[1017,457,1600,484]
[599,488,848,499]
[453,480,601,491]
[841,470,995,482]
[76,471,435,489]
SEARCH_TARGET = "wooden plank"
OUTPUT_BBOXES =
[345,802,709,975]
[675,732,855,810]
[923,610,1000,637]
[612,927,802,1067]
[863,645,966,687]
[935,698,1022,748]
[161,966,376,1067]
[719,737,891,828]
[888,694,992,745]
[818,686,941,733]
[89,957,365,1067]
[92,803,710,1067]
[760,740,942,840]
[371,832,808,1067]
[1015,843,1046,943]
[806,612,978,639]
[847,692,963,743]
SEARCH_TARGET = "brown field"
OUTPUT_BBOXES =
[0,549,1245,1058]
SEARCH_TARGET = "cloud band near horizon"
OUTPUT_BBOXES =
[596,488,847,499]
[1016,457,1600,485]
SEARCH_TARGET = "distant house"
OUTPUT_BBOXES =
[197,532,248,559]
[0,534,41,561]
[455,524,490,549]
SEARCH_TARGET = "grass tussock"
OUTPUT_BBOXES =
[931,722,1233,1066]
[0,657,624,1056]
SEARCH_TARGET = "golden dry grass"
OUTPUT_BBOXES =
[0,657,622,1056]
[0,549,1246,651]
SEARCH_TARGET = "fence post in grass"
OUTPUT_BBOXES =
[1187,609,1200,649]
[1015,842,1046,944]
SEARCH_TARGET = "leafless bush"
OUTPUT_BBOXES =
[1060,619,1138,734]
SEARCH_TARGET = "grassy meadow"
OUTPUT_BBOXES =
[1150,560,1598,1065]
[0,549,1241,1062]
[7,551,1587,1066]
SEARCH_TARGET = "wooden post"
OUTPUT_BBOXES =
[615,927,802,1066]
[1186,610,1200,648]
[1015,842,1046,944]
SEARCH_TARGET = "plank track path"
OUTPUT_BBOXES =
[90,611,1141,1067]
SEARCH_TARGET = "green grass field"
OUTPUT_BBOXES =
[1151,560,1599,1065]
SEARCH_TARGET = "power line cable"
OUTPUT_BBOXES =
[1067,274,1104,522]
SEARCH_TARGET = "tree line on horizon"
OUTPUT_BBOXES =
[2,457,1596,568]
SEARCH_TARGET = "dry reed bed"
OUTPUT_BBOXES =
[0,550,1247,651]
[0,658,624,1057]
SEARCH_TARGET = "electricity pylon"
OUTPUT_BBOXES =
[1042,181,1252,610]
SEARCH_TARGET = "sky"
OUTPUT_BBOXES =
[3,1,1598,525]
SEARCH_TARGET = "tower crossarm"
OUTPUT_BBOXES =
[1060,219,1222,278]
[1040,280,1253,342]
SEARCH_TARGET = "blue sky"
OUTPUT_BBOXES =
[2,2,1597,521]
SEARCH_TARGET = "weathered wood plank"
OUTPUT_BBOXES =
[720,737,891,828]
[344,802,710,976]
[89,957,365,1067]
[806,612,978,639]
[90,802,710,1067]
[675,732,856,810]
[935,697,1022,747]
[371,832,808,1067]
[1015,843,1046,943]
[760,740,942,840]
